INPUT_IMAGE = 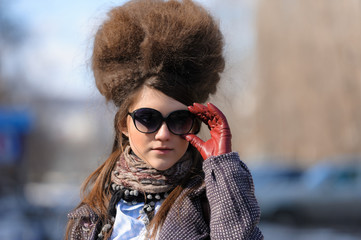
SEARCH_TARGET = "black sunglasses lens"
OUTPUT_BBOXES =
[133,108,162,133]
[131,108,194,135]
[167,111,194,135]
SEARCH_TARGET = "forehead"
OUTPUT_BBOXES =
[129,86,188,115]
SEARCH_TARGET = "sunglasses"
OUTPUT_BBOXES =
[128,108,195,135]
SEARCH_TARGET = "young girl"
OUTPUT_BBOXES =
[65,0,263,239]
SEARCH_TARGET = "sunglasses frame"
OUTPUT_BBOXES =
[128,108,195,135]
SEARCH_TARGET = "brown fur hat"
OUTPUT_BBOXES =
[92,0,225,107]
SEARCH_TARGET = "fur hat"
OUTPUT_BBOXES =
[92,0,225,106]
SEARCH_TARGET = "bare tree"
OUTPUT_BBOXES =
[0,0,26,102]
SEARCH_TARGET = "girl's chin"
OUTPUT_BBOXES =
[151,164,174,171]
[147,161,176,171]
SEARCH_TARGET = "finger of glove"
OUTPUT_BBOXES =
[207,103,232,153]
[207,103,230,128]
[188,103,210,120]
[188,103,213,126]
[184,134,206,153]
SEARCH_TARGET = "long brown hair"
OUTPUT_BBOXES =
[65,0,224,239]
[65,84,203,239]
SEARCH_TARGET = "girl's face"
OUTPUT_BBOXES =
[122,86,190,171]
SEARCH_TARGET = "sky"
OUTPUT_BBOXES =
[8,0,127,100]
[6,0,255,100]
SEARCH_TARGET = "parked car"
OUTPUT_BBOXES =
[253,158,361,224]
[0,193,46,240]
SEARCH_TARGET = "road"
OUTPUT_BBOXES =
[260,222,361,240]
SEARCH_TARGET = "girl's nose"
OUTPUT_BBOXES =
[154,122,171,140]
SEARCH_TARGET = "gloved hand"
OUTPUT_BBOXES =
[184,103,232,160]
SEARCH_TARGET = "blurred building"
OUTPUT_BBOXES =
[229,0,361,166]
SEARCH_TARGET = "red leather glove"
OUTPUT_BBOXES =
[184,103,232,160]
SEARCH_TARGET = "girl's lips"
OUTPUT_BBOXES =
[152,147,173,154]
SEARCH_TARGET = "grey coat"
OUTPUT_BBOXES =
[67,152,263,239]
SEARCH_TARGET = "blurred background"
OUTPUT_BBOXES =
[1,0,361,239]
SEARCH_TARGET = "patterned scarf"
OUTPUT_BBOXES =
[95,146,194,239]
[111,145,193,193]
